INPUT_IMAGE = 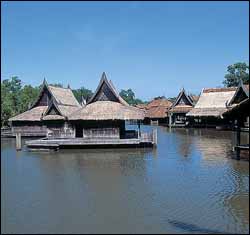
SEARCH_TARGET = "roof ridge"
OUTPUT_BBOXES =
[48,85,71,90]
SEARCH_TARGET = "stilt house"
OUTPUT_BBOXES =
[186,87,238,127]
[8,79,81,137]
[144,98,172,125]
[168,88,198,127]
[69,72,145,139]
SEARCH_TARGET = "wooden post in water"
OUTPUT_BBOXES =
[16,133,22,151]
[153,129,157,147]
[236,120,241,160]
[169,113,172,128]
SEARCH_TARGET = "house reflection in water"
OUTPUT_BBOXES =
[224,161,249,232]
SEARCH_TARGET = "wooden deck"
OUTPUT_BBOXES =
[25,131,156,150]
[1,128,47,138]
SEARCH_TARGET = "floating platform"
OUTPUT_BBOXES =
[25,137,155,151]
[25,131,157,151]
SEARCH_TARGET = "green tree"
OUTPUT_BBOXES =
[167,97,177,103]
[2,76,22,114]
[223,62,249,87]
[119,88,145,105]
[1,82,13,126]
[153,96,166,100]
[72,87,93,103]
[49,83,64,88]
[19,85,40,113]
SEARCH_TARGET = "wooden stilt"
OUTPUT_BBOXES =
[153,129,157,146]
[169,113,172,128]
[16,133,22,151]
[236,121,241,160]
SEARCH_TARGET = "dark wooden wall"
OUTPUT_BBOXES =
[36,88,52,106]
[11,121,47,135]
[92,83,119,103]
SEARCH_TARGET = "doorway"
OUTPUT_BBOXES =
[75,125,83,137]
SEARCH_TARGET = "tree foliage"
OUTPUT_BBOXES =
[119,89,144,105]
[72,87,93,103]
[1,77,42,127]
[49,83,64,88]
[223,62,249,87]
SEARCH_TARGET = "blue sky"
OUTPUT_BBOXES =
[1,1,249,100]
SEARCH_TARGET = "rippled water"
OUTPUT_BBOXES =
[1,126,249,234]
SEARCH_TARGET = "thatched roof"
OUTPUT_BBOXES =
[187,87,237,117]
[69,101,145,120]
[135,103,148,109]
[9,79,81,122]
[69,73,144,121]
[31,79,80,109]
[42,100,81,121]
[189,95,200,104]
[9,106,48,122]
[145,106,170,118]
[146,98,172,109]
[47,86,80,107]
[169,105,193,113]
[144,98,172,118]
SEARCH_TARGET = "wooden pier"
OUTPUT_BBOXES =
[233,126,249,160]
[25,131,157,151]
[1,127,47,138]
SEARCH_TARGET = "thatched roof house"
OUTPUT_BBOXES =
[9,79,81,122]
[69,72,145,121]
[186,87,237,118]
[223,82,249,126]
[8,79,81,137]
[168,88,196,114]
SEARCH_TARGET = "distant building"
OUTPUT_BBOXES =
[168,88,198,127]
[144,98,172,125]
[186,86,248,127]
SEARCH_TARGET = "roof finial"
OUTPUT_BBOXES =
[43,77,48,86]
[239,79,243,87]
[101,72,107,80]
[81,96,86,106]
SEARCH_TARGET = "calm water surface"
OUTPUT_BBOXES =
[1,126,249,234]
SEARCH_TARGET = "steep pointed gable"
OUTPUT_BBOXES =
[30,79,52,109]
[30,79,80,109]
[87,72,128,105]
[43,98,63,116]
[172,89,194,108]
[227,82,249,106]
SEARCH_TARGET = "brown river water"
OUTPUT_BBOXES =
[1,126,249,234]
